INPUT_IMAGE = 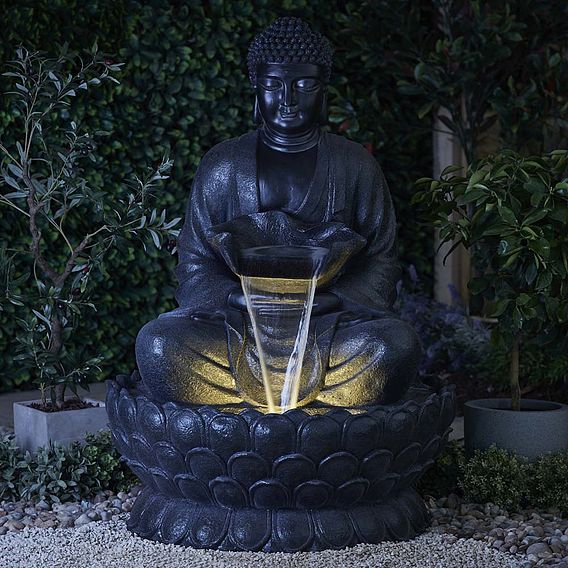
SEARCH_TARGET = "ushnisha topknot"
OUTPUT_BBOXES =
[247,17,333,86]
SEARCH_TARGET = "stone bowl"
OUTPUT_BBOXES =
[106,373,455,552]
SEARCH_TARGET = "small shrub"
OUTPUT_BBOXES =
[0,434,20,500]
[81,431,137,495]
[460,446,528,510]
[0,430,137,503]
[417,440,466,498]
[527,452,568,515]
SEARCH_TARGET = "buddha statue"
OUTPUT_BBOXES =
[135,17,422,410]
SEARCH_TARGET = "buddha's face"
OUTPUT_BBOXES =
[255,62,326,135]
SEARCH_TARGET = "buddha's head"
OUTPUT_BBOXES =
[248,17,333,136]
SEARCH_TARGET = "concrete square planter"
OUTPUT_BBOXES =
[13,398,108,453]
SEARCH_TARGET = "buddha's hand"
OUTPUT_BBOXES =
[228,289,341,315]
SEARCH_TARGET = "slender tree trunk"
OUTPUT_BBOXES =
[49,314,66,409]
[510,334,521,411]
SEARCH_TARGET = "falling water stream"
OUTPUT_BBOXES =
[239,246,326,413]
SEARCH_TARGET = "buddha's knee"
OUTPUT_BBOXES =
[135,316,184,399]
[135,313,236,405]
[323,317,421,406]
[376,318,422,368]
[370,317,422,402]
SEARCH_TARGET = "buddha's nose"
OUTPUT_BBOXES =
[283,83,296,107]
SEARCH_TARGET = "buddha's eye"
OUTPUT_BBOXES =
[258,77,282,91]
[295,78,321,92]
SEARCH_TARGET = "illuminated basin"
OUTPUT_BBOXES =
[106,373,455,552]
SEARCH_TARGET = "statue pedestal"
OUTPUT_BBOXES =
[106,374,455,552]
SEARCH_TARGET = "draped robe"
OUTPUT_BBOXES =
[136,129,421,408]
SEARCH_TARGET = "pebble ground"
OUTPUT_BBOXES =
[1,488,567,566]
[0,519,519,568]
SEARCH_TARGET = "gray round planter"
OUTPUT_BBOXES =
[464,398,568,460]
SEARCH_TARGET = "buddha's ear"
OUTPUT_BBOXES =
[319,89,328,125]
[253,94,262,126]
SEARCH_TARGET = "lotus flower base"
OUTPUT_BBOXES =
[106,373,455,552]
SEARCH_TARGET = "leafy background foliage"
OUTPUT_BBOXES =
[0,0,565,391]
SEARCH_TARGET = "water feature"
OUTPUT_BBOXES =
[239,245,327,413]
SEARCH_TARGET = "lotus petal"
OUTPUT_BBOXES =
[186,448,225,482]
[137,399,166,444]
[392,442,421,472]
[110,428,129,457]
[130,433,156,469]
[299,416,340,463]
[334,478,369,507]
[440,390,456,430]
[168,409,204,454]
[228,452,269,488]
[130,492,165,539]
[158,500,193,544]
[188,505,230,548]
[342,415,380,458]
[239,408,263,427]
[149,468,178,495]
[273,453,316,488]
[250,479,290,509]
[273,509,313,551]
[253,415,296,462]
[105,381,119,426]
[293,480,332,509]
[325,408,352,425]
[175,474,211,503]
[349,504,386,544]
[383,500,412,540]
[154,441,186,477]
[314,508,354,548]
[318,451,358,487]
[366,474,399,502]
[117,393,137,434]
[420,436,441,463]
[209,414,249,460]
[127,460,155,489]
[360,449,393,482]
[229,509,271,551]
[210,476,248,508]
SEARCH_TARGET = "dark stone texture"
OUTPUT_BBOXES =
[106,373,455,552]
[464,398,568,460]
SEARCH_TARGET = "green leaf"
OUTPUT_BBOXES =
[498,206,517,226]
[525,263,538,286]
[490,299,512,318]
[536,272,553,290]
[148,229,161,249]
[456,187,486,205]
[522,210,548,226]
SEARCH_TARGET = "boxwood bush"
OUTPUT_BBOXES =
[420,442,568,514]
[0,431,137,503]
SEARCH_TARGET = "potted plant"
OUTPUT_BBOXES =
[413,149,568,459]
[0,46,180,452]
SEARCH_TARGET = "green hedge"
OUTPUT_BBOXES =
[0,0,434,391]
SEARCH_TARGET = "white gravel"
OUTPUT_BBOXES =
[0,519,520,568]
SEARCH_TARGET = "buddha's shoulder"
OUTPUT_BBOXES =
[199,132,256,171]
[326,133,379,169]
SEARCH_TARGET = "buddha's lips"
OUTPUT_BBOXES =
[280,108,298,118]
